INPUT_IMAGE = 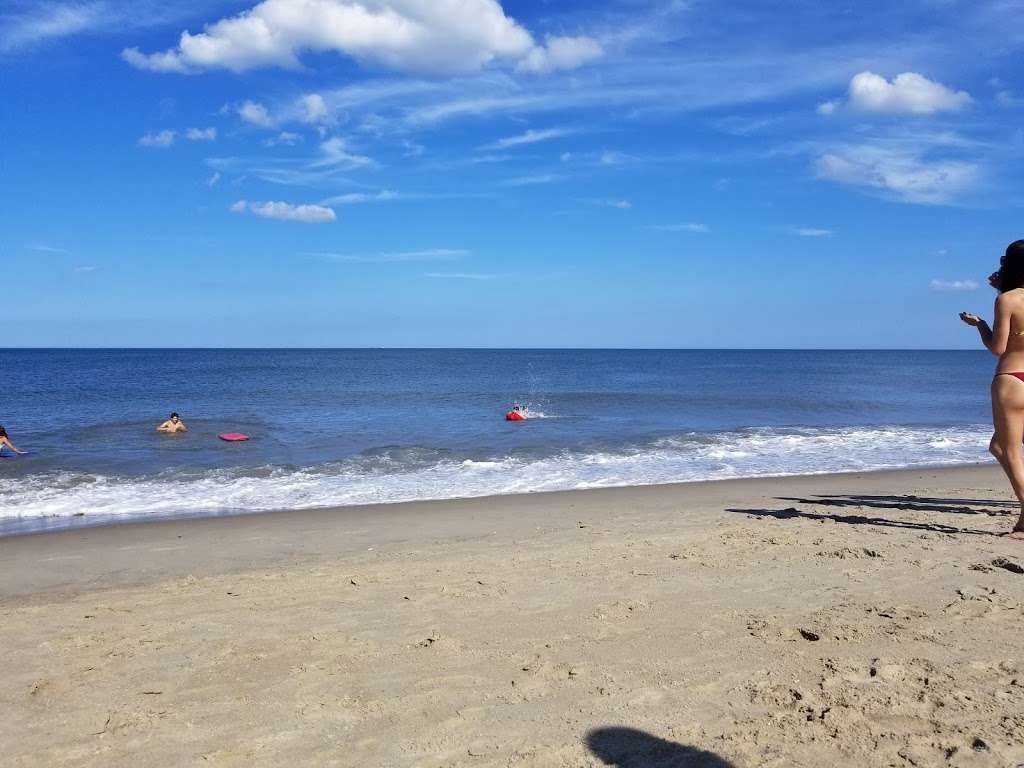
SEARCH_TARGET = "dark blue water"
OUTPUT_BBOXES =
[0,349,997,531]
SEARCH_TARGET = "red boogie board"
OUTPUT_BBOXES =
[219,433,250,442]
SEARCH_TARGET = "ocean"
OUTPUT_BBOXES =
[0,349,998,534]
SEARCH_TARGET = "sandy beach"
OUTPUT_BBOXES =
[2,465,1023,767]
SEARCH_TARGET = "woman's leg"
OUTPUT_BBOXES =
[991,376,1024,537]
[990,434,1010,475]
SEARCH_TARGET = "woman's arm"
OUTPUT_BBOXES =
[961,298,1011,355]
[987,294,1012,356]
[0,436,25,454]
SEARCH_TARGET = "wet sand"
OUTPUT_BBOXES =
[2,465,1023,767]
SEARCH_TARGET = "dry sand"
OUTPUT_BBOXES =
[2,465,1023,768]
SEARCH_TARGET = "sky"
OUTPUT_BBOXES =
[2,0,1023,348]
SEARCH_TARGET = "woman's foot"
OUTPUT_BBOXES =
[1005,529,1024,540]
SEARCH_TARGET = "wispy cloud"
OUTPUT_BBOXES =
[208,156,355,188]
[29,243,71,254]
[598,150,635,166]
[815,142,980,205]
[503,173,565,186]
[996,90,1023,108]
[319,190,400,205]
[310,137,373,169]
[265,131,302,147]
[478,127,575,151]
[74,265,98,273]
[138,129,176,148]
[231,200,336,223]
[426,272,499,280]
[786,227,833,237]
[0,2,104,52]
[930,278,979,291]
[313,248,468,262]
[604,199,632,209]
[1,2,213,53]
[650,223,710,233]
[206,171,221,187]
[715,115,784,136]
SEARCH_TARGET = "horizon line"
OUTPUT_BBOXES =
[0,346,987,352]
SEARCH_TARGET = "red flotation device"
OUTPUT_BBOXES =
[219,433,250,442]
[505,411,526,421]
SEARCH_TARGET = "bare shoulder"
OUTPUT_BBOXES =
[996,289,1024,308]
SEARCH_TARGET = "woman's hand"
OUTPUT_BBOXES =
[960,312,983,327]
[989,271,1002,290]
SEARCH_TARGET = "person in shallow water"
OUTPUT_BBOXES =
[960,239,1024,540]
[0,425,26,454]
[156,412,187,433]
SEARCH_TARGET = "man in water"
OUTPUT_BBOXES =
[157,412,187,433]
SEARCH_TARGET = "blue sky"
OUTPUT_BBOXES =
[2,0,1022,347]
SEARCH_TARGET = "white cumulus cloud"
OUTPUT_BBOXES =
[138,129,176,148]
[121,0,539,75]
[186,126,217,141]
[823,72,972,116]
[930,279,978,291]
[516,34,603,74]
[301,93,329,122]
[231,199,336,223]
[237,100,274,127]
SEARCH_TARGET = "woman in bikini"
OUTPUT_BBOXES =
[961,239,1024,540]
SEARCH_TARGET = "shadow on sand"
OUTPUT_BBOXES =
[728,504,998,537]
[586,727,734,768]
[777,493,1014,517]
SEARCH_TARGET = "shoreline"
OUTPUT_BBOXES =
[0,462,1007,597]
[0,458,998,541]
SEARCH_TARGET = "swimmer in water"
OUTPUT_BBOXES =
[156,412,187,433]
[0,425,26,454]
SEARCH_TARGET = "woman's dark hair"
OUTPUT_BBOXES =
[0,426,6,438]
[999,240,1024,292]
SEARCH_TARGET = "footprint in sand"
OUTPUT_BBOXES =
[993,557,1024,574]
[746,613,864,643]
[944,586,1022,619]
[817,546,883,559]
[592,599,652,621]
